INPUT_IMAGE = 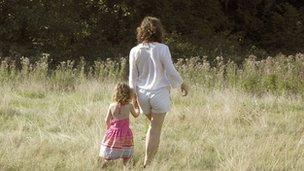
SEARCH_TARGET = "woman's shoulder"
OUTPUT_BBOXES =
[130,43,144,51]
[132,42,169,49]
[154,43,170,51]
[155,42,168,47]
[145,42,168,49]
[130,43,169,55]
[130,45,139,51]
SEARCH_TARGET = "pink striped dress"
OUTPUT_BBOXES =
[99,104,134,160]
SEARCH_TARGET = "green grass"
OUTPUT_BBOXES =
[0,81,303,170]
[0,54,304,170]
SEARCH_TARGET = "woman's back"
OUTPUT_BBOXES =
[129,42,183,91]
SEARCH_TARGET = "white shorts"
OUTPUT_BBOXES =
[137,87,171,115]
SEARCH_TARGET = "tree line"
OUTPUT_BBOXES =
[1,0,303,64]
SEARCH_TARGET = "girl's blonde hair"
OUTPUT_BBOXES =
[113,83,132,104]
[137,16,164,43]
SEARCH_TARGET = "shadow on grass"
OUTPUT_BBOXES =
[0,107,21,118]
[18,91,46,99]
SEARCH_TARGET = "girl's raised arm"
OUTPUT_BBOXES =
[129,104,139,118]
[105,105,112,129]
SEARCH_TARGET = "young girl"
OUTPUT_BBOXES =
[99,83,139,168]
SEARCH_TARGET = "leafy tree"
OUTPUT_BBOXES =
[0,0,303,63]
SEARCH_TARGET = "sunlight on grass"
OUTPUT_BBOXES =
[0,55,304,170]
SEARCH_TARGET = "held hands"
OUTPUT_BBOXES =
[131,89,139,109]
[132,96,139,109]
[132,96,140,117]
[130,90,140,117]
[135,108,140,116]
[181,83,188,96]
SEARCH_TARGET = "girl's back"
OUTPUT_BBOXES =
[99,83,139,164]
[108,103,132,129]
[110,103,132,120]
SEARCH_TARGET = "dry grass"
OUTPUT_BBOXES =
[0,54,304,170]
[0,80,303,170]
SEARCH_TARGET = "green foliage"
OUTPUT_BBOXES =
[0,58,19,84]
[1,1,303,62]
[1,53,303,95]
[240,56,262,93]
[50,60,77,91]
[18,91,46,99]
[93,58,126,82]
[0,53,303,170]
[32,54,49,82]
[1,79,303,170]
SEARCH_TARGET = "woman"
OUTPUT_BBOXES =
[128,16,188,167]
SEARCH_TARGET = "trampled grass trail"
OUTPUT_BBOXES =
[1,81,304,170]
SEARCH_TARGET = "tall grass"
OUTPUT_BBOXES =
[0,53,303,94]
[0,54,303,170]
[176,54,304,95]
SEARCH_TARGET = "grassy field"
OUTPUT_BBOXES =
[0,54,304,170]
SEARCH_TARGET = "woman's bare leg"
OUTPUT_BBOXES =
[144,113,166,167]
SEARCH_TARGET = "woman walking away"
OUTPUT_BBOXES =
[129,16,188,167]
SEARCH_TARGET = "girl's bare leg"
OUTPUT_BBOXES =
[145,113,152,121]
[123,158,130,170]
[101,159,110,169]
[144,113,166,167]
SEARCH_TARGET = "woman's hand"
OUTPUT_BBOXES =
[181,83,188,96]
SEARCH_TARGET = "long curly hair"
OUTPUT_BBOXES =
[113,83,132,104]
[137,16,164,43]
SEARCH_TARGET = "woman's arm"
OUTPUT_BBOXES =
[161,46,183,88]
[162,46,188,96]
[129,48,140,108]
[129,48,138,93]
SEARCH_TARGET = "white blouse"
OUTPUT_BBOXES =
[128,42,183,91]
